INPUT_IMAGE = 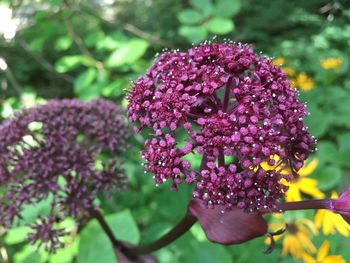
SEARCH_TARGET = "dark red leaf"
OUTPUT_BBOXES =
[188,199,268,245]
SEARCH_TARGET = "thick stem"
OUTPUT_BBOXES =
[92,210,122,248]
[218,151,225,167]
[124,212,197,255]
[276,199,331,211]
[199,154,208,171]
[222,77,233,112]
[261,199,331,213]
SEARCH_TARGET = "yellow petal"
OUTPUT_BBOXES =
[283,235,302,258]
[317,240,330,261]
[285,184,302,202]
[314,210,325,228]
[290,236,303,258]
[323,256,346,263]
[299,159,318,176]
[333,215,350,237]
[282,67,296,76]
[282,235,292,256]
[298,178,325,199]
[300,219,318,234]
[331,191,339,199]
[302,253,316,263]
[297,232,316,254]
[323,212,336,235]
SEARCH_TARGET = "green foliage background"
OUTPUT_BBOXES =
[1,0,350,262]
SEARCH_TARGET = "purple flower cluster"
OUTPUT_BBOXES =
[0,99,130,251]
[128,42,315,212]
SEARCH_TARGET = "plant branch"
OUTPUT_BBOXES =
[124,212,197,255]
[260,199,331,213]
[92,209,122,248]
[18,39,74,84]
[63,18,104,69]
[222,77,233,112]
[79,2,174,48]
[2,66,22,96]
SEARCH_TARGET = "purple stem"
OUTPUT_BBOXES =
[260,199,331,213]
[92,209,122,248]
[124,211,197,256]
[218,151,225,167]
[222,77,233,112]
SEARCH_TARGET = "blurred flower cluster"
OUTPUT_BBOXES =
[0,99,130,252]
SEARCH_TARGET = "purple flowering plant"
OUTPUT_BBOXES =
[126,41,350,256]
[0,99,130,252]
[2,42,350,261]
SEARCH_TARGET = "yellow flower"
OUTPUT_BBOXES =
[261,156,324,202]
[302,240,345,263]
[284,159,325,202]
[267,217,317,259]
[282,66,296,77]
[296,72,315,91]
[272,57,285,66]
[320,58,343,71]
[314,191,350,237]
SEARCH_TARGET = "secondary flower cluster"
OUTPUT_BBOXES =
[0,99,130,252]
[128,42,315,211]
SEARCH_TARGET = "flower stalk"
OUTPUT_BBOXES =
[124,212,197,256]
[92,210,123,249]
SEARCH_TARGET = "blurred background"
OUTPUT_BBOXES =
[1,0,350,262]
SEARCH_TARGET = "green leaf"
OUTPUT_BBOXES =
[305,105,329,137]
[214,0,241,17]
[55,55,83,73]
[179,26,208,44]
[191,0,213,16]
[19,196,53,225]
[28,38,46,53]
[14,245,47,263]
[316,141,339,164]
[207,17,234,34]
[4,226,31,245]
[77,210,140,263]
[337,133,350,152]
[105,210,140,245]
[106,39,149,68]
[316,141,350,168]
[49,236,79,263]
[77,221,116,263]
[177,9,203,24]
[314,165,342,191]
[84,31,105,48]
[74,68,97,95]
[101,79,128,97]
[180,241,231,263]
[54,36,73,51]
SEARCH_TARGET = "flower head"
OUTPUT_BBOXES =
[0,99,131,252]
[128,42,316,212]
[320,57,343,71]
[295,72,315,91]
[281,158,324,202]
[267,216,317,259]
[327,187,350,224]
[315,191,350,237]
[302,240,345,263]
